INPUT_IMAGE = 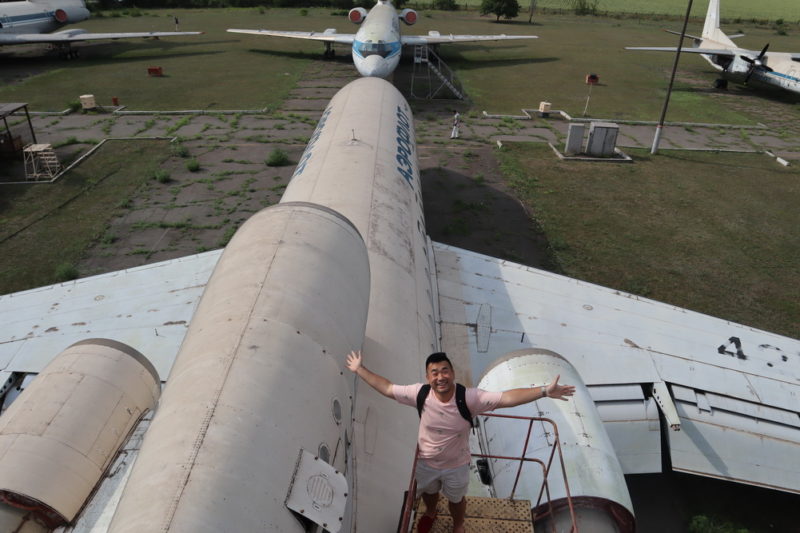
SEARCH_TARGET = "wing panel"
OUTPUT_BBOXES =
[671,402,800,493]
[0,251,221,379]
[434,243,800,493]
[672,384,800,428]
[401,34,536,45]
[227,29,355,44]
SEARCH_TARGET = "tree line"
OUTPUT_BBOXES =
[92,0,532,21]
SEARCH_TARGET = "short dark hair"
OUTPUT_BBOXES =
[425,352,452,370]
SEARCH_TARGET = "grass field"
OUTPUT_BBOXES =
[496,144,800,339]
[0,140,171,293]
[2,8,798,120]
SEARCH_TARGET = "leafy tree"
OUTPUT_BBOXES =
[480,0,520,21]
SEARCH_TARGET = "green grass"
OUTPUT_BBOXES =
[0,8,323,110]
[2,8,798,123]
[429,11,800,119]
[0,140,171,293]
[496,143,800,339]
[461,0,800,20]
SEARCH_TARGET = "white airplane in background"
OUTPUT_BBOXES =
[0,77,798,532]
[0,0,201,58]
[627,0,800,95]
[228,0,536,78]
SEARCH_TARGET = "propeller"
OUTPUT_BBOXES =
[741,43,773,83]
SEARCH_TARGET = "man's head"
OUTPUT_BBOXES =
[425,352,455,396]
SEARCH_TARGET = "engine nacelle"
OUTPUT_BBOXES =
[399,8,417,25]
[348,7,367,24]
[53,5,90,24]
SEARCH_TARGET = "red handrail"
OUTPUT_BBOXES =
[396,413,578,533]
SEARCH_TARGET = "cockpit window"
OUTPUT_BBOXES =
[356,40,393,59]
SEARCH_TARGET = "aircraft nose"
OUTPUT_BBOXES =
[359,55,390,78]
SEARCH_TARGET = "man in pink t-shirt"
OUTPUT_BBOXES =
[345,350,575,533]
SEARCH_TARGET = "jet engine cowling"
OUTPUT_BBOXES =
[348,7,367,24]
[53,6,90,24]
[399,8,417,25]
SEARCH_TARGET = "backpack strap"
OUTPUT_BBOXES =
[455,384,474,428]
[416,383,474,428]
[416,384,431,418]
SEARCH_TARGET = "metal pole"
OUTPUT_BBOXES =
[24,104,37,145]
[651,0,694,154]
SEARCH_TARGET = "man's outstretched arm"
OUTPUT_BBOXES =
[497,374,576,408]
[346,350,395,398]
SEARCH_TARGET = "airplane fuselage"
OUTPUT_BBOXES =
[351,1,402,78]
[699,42,800,95]
[0,0,89,36]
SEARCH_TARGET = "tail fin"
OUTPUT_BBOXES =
[701,0,736,47]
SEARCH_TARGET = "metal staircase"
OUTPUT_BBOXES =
[411,45,465,100]
[398,413,578,533]
[411,496,534,533]
[23,143,61,181]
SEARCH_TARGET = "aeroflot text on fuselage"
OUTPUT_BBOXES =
[395,104,415,187]
[292,106,333,178]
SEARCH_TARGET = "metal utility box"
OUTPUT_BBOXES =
[565,123,585,155]
[586,122,619,157]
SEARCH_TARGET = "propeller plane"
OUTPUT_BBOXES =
[627,0,800,95]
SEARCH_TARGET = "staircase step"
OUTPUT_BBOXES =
[412,496,533,533]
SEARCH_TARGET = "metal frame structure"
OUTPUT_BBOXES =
[23,143,61,181]
[410,45,465,100]
[0,103,37,158]
[397,413,578,533]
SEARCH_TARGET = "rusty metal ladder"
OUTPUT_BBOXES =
[397,413,579,533]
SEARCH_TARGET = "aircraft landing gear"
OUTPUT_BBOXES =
[57,47,80,60]
[323,43,335,59]
[713,78,728,90]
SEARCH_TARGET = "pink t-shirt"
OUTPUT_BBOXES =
[392,383,502,469]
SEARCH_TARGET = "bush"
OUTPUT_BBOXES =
[299,8,308,15]
[172,143,190,158]
[186,158,201,172]
[67,101,81,113]
[265,148,290,167]
[153,169,171,183]
[54,263,79,282]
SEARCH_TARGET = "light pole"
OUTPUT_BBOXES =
[651,0,694,154]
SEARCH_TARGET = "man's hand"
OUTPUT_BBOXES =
[545,374,576,401]
[344,350,394,398]
[346,350,362,373]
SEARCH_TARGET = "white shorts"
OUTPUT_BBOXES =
[415,460,470,503]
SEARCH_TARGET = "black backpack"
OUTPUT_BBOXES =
[416,383,474,428]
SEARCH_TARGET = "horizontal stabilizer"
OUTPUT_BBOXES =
[0,30,201,45]
[227,28,355,44]
[401,33,536,46]
[625,46,736,57]
[434,242,800,493]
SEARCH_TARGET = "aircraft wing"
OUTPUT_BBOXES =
[434,242,800,494]
[0,29,202,45]
[626,46,737,56]
[0,251,220,381]
[401,32,536,46]
[227,28,355,44]
[3,241,797,495]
